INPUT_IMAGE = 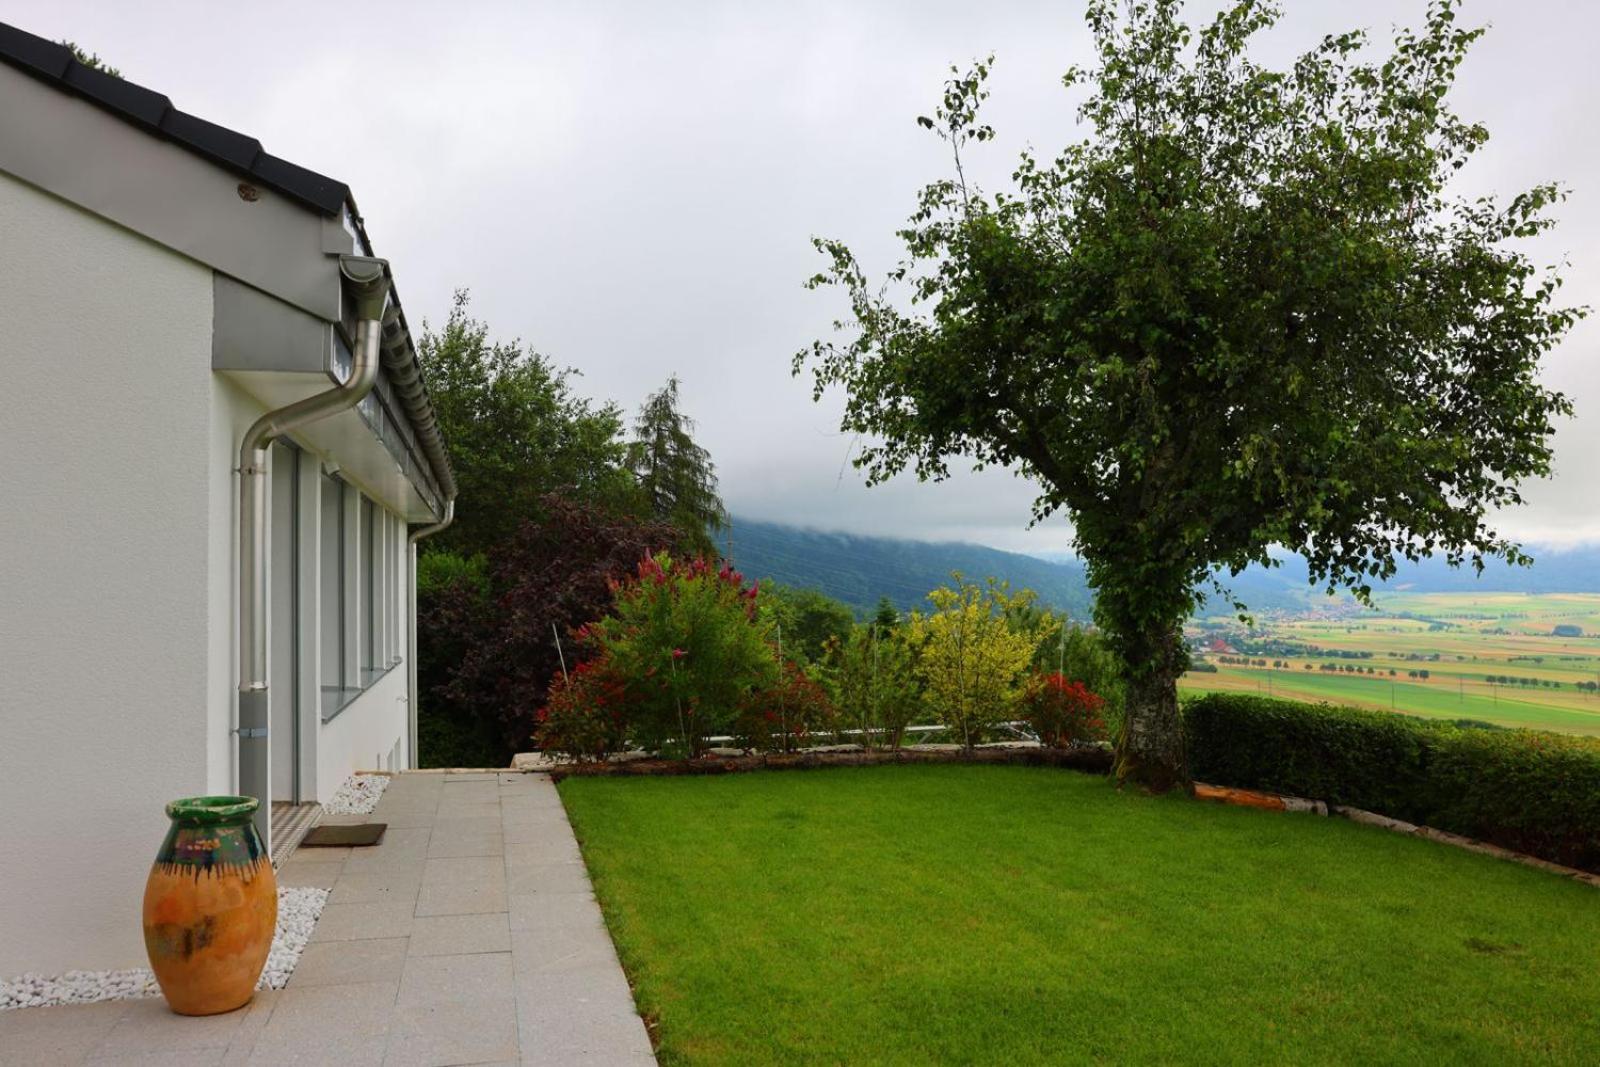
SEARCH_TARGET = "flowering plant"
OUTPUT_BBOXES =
[535,655,629,761]
[585,553,778,755]
[733,659,837,753]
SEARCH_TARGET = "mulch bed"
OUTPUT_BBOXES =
[546,745,1113,782]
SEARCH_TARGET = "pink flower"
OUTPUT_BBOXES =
[671,648,688,660]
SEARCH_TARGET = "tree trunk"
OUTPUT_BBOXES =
[1113,625,1190,794]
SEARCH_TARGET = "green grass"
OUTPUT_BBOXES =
[560,765,1600,1065]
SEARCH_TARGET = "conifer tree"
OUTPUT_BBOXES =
[628,376,727,557]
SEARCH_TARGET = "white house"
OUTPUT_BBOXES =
[0,25,457,977]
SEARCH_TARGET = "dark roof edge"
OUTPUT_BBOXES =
[0,22,349,215]
[352,206,458,505]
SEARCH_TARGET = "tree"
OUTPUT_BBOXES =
[628,376,727,557]
[62,41,121,78]
[429,496,684,760]
[826,623,924,749]
[872,596,902,635]
[761,583,857,664]
[417,291,637,557]
[908,574,1039,750]
[797,0,1578,791]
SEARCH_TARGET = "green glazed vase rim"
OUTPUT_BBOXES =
[164,795,259,825]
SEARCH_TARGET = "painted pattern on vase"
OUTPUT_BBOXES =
[142,796,277,1016]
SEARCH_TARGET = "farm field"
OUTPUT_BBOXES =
[1182,592,1600,735]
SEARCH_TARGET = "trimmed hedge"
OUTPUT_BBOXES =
[1184,694,1600,874]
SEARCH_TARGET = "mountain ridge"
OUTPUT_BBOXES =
[728,515,1600,617]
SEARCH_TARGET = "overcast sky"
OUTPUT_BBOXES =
[17,1,1597,553]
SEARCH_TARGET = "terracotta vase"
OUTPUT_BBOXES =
[142,796,277,1016]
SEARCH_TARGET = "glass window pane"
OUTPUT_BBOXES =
[319,475,343,690]
[362,496,377,675]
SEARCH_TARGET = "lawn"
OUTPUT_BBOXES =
[560,765,1600,1065]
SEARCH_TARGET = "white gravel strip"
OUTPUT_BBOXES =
[1,884,330,1011]
[258,886,328,990]
[321,772,390,815]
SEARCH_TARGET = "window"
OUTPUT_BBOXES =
[361,495,378,677]
[319,474,344,697]
[320,478,400,720]
[388,511,403,665]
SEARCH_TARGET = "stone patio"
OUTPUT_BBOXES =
[0,771,655,1066]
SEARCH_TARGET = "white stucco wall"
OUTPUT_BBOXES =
[0,172,216,974]
[317,670,409,801]
[207,376,263,796]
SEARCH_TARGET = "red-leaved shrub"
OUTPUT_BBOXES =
[1021,672,1108,748]
[536,655,629,761]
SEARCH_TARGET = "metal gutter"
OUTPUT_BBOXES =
[346,199,458,506]
[237,255,389,848]
[406,498,456,767]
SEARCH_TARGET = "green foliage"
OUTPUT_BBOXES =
[628,376,726,557]
[418,290,637,556]
[761,583,856,665]
[732,659,837,753]
[1183,694,1435,818]
[536,660,629,762]
[62,41,121,78]
[872,596,901,634]
[415,549,498,768]
[1043,624,1128,739]
[797,0,1580,790]
[1184,694,1600,872]
[825,624,924,750]
[586,554,777,755]
[1427,727,1600,872]
[417,701,505,769]
[416,549,488,601]
[418,496,683,766]
[908,574,1042,749]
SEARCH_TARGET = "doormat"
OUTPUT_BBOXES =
[300,823,387,847]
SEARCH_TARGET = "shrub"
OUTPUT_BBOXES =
[436,496,684,758]
[417,700,506,769]
[1183,694,1434,819]
[536,656,630,761]
[1043,624,1127,740]
[1184,693,1600,872]
[415,550,495,768]
[588,554,778,755]
[909,575,1039,750]
[825,625,924,750]
[1020,673,1108,748]
[1427,728,1600,872]
[732,659,837,753]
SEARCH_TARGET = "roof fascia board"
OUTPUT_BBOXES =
[214,276,444,510]
[0,23,350,214]
[0,62,349,322]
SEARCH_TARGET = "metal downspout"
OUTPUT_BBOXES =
[237,256,389,849]
[407,497,455,768]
